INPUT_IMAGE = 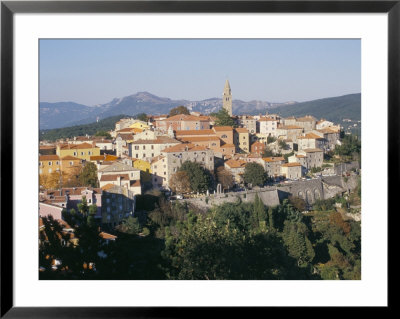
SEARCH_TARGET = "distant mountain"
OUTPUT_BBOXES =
[268,93,361,123]
[40,91,360,130]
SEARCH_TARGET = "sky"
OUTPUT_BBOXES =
[39,39,361,106]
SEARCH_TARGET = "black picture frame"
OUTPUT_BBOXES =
[1,0,395,317]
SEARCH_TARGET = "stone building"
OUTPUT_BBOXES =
[101,184,136,226]
[262,157,285,178]
[250,141,266,156]
[258,116,279,137]
[234,127,250,153]
[97,162,141,195]
[150,144,214,190]
[297,133,326,151]
[222,79,233,116]
[238,115,257,134]
[224,159,247,184]
[128,136,181,161]
[155,114,211,132]
[276,125,303,143]
[298,148,324,169]
[281,162,302,179]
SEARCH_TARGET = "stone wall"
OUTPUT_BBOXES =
[179,175,359,209]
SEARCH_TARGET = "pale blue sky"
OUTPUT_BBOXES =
[40,39,361,106]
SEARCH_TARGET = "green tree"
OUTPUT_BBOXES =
[169,105,190,117]
[77,196,89,216]
[94,131,112,139]
[79,162,99,187]
[212,108,236,127]
[243,162,267,186]
[179,161,212,193]
[288,196,307,212]
[118,216,142,235]
[135,113,148,122]
[267,135,277,144]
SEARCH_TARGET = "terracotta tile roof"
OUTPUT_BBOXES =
[100,174,130,182]
[99,232,117,240]
[258,117,277,122]
[162,143,208,153]
[175,129,214,136]
[298,133,324,140]
[151,155,165,164]
[116,134,134,140]
[130,137,180,145]
[101,183,116,191]
[317,127,339,134]
[282,162,302,167]
[263,157,285,162]
[220,143,235,148]
[130,180,141,187]
[90,155,105,161]
[117,127,136,133]
[39,155,60,161]
[296,155,306,158]
[179,136,220,143]
[235,127,249,133]
[296,116,317,122]
[302,148,323,153]
[225,159,247,168]
[161,114,210,122]
[213,126,233,131]
[59,143,97,150]
[39,145,56,150]
[278,125,303,130]
[61,155,81,161]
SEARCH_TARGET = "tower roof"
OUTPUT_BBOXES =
[224,79,231,90]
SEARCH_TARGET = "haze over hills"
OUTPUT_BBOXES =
[39,91,360,130]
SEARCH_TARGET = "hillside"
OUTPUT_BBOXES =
[269,93,361,123]
[39,114,129,141]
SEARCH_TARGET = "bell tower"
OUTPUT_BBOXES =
[222,79,232,116]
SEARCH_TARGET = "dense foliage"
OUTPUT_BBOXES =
[169,106,190,116]
[212,108,236,127]
[79,162,99,188]
[243,162,267,186]
[40,189,361,280]
[178,161,214,193]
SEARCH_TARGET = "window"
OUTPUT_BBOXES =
[39,169,42,174]
[48,162,52,166]
[151,145,154,150]
[88,151,91,155]
[48,168,52,173]
[143,146,146,150]
[164,172,166,175]
[73,152,77,156]
[152,153,154,157]
[39,162,42,166]
[154,177,157,182]
[88,199,92,204]
[221,134,227,138]
[135,146,139,150]
[56,161,59,165]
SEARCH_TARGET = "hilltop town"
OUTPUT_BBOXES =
[39,81,361,279]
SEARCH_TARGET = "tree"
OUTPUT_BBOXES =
[278,140,289,150]
[261,146,277,158]
[212,108,236,127]
[169,105,190,117]
[243,162,267,186]
[335,134,361,158]
[94,131,112,139]
[216,167,234,191]
[179,161,212,193]
[117,216,142,235]
[77,196,89,216]
[79,162,99,187]
[135,113,148,122]
[169,171,192,194]
[267,136,277,144]
[288,196,307,212]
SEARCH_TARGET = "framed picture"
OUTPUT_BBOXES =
[1,0,395,316]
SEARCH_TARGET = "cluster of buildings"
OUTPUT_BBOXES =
[39,80,344,229]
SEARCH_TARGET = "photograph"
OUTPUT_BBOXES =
[38,39,362,281]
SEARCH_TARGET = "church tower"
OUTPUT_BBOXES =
[222,79,232,116]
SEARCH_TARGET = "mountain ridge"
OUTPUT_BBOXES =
[40,91,360,130]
